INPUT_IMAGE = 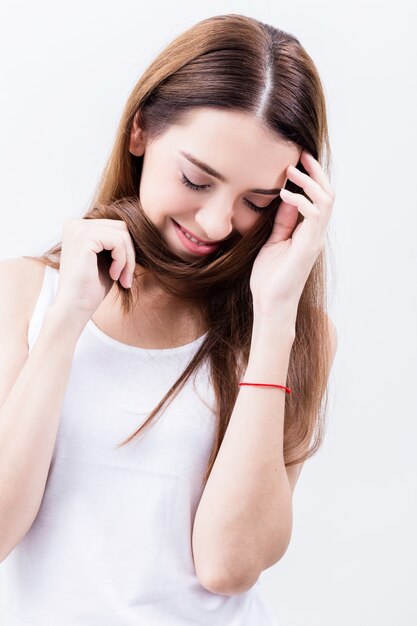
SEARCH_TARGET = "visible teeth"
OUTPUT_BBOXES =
[181,228,204,245]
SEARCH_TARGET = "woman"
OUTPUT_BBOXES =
[0,13,337,625]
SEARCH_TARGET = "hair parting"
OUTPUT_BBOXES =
[27,14,334,486]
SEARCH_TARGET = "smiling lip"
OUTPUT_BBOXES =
[172,220,220,245]
[172,219,221,256]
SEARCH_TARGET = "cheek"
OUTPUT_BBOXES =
[237,211,262,237]
[144,178,196,222]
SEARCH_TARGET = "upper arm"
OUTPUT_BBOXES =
[285,314,338,494]
[0,257,46,411]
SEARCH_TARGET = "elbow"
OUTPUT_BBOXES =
[253,520,293,572]
[267,523,293,567]
[194,515,293,596]
[197,563,260,596]
[198,573,259,597]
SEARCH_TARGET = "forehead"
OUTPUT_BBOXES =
[161,107,302,176]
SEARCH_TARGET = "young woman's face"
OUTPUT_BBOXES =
[130,107,302,261]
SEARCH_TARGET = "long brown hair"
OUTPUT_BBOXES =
[27,14,334,485]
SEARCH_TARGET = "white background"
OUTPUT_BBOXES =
[1,1,416,624]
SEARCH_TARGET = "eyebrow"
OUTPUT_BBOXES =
[180,150,282,195]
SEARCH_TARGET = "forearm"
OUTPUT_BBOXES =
[192,310,296,595]
[0,305,85,561]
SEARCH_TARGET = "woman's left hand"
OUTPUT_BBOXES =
[249,149,335,319]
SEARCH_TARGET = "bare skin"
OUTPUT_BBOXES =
[91,275,207,349]
[93,107,301,349]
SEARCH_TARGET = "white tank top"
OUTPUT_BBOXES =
[0,264,278,625]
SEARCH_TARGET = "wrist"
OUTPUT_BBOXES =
[252,308,297,341]
[245,316,295,385]
[253,299,298,325]
[45,303,89,340]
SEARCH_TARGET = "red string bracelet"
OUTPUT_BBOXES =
[238,382,292,394]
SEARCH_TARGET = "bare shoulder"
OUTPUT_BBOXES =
[0,256,48,333]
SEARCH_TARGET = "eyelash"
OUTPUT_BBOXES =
[180,173,280,214]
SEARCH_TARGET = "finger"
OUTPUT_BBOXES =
[300,151,335,198]
[270,201,299,241]
[279,189,321,219]
[109,236,128,282]
[95,219,129,230]
[119,232,136,287]
[286,164,332,209]
[277,192,326,253]
[90,232,128,282]
[93,223,136,287]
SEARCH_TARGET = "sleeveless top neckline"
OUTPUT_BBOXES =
[0,260,278,626]
[87,317,209,356]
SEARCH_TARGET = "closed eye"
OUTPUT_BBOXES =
[180,173,210,192]
[180,173,281,214]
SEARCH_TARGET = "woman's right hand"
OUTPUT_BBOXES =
[52,217,136,323]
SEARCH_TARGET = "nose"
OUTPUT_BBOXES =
[194,202,235,243]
